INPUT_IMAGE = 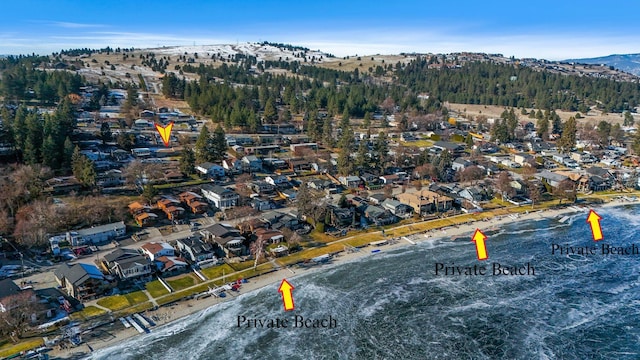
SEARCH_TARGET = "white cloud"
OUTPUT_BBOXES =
[50,21,106,29]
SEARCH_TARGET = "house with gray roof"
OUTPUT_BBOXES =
[54,263,111,302]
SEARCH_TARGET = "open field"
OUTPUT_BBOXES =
[446,103,631,125]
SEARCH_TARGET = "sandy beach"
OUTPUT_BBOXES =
[49,198,639,359]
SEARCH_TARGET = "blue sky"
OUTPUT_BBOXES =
[2,0,639,59]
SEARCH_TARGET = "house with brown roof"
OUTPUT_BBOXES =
[141,242,175,261]
[135,212,158,227]
[128,201,152,215]
[254,228,284,244]
[396,189,453,216]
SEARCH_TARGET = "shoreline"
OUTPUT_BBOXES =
[50,198,639,359]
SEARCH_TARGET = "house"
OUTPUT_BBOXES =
[66,221,126,246]
[368,193,387,205]
[141,242,175,261]
[97,169,125,187]
[535,171,569,188]
[339,176,361,188]
[53,263,110,302]
[396,189,454,215]
[251,196,274,211]
[175,236,217,266]
[514,153,534,167]
[261,210,301,231]
[0,279,25,312]
[128,201,151,215]
[381,198,413,218]
[452,157,473,171]
[195,162,226,178]
[251,181,276,194]
[179,191,209,214]
[254,228,285,244]
[288,158,312,172]
[586,167,614,191]
[362,205,397,226]
[200,223,246,257]
[327,206,355,227]
[379,174,400,185]
[432,141,464,155]
[571,151,596,164]
[45,176,83,194]
[104,248,153,280]
[154,256,189,274]
[222,158,244,174]
[158,198,180,211]
[458,186,486,203]
[135,212,158,227]
[280,188,297,200]
[266,175,290,187]
[201,185,239,210]
[263,157,288,171]
[242,155,263,172]
[164,205,185,220]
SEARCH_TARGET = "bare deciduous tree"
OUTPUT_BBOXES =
[0,291,42,343]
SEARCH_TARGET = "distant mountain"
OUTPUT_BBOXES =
[564,54,640,76]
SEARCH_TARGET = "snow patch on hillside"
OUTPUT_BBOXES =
[149,42,328,62]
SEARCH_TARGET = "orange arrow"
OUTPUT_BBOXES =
[278,279,295,311]
[471,229,488,261]
[154,122,174,147]
[586,209,604,241]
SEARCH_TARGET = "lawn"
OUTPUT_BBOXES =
[201,263,235,281]
[69,305,108,320]
[97,291,149,311]
[0,338,44,359]
[228,260,258,272]
[279,243,345,266]
[146,280,170,298]
[167,275,197,291]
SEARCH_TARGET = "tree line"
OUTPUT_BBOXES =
[395,58,640,113]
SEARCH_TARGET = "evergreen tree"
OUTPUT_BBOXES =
[363,111,372,129]
[24,112,43,164]
[536,117,549,139]
[372,132,389,171]
[212,125,227,162]
[340,109,350,130]
[141,184,158,203]
[179,147,196,175]
[558,116,577,153]
[41,135,57,168]
[355,140,369,170]
[263,97,277,123]
[322,118,334,148]
[195,125,216,163]
[624,111,635,126]
[100,122,112,143]
[464,133,474,147]
[337,148,352,176]
[62,137,74,171]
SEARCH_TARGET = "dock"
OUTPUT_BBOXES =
[119,317,131,328]
[401,236,416,245]
[126,316,145,334]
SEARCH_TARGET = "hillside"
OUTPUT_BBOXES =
[564,54,640,76]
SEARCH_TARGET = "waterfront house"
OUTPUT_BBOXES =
[176,236,217,266]
[396,189,454,215]
[54,263,110,302]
